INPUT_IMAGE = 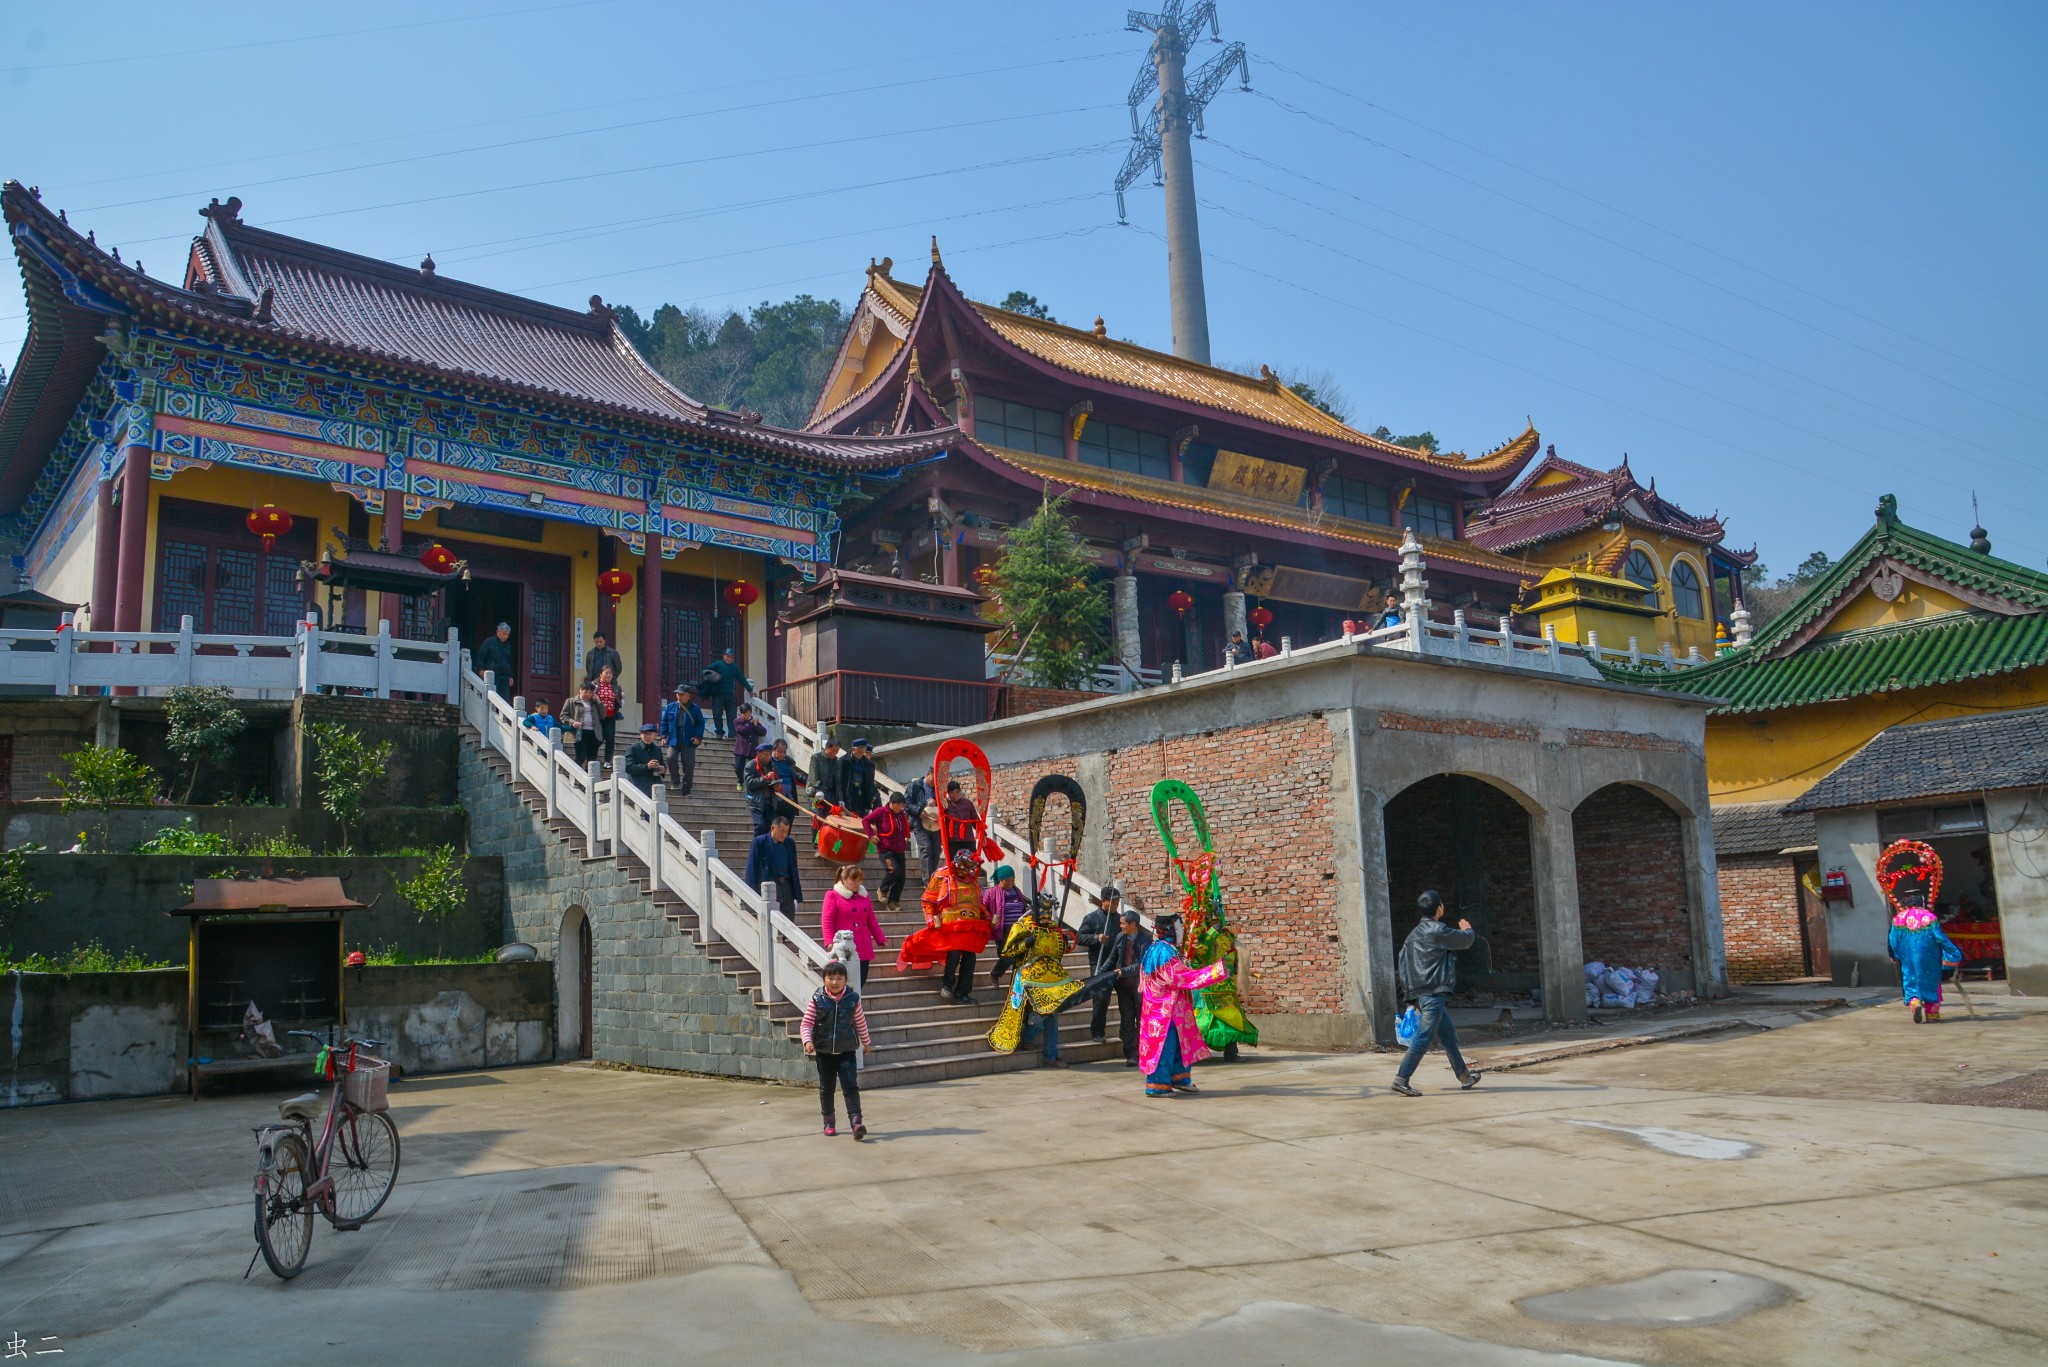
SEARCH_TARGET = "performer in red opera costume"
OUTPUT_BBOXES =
[894,739,1001,1004]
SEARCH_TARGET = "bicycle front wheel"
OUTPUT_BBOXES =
[256,1132,314,1279]
[329,1106,400,1225]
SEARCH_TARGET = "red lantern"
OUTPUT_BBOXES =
[1248,605,1274,632]
[723,578,761,610]
[597,568,635,604]
[244,503,293,551]
[1167,589,1194,616]
[419,543,457,575]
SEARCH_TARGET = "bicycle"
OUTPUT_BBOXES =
[250,1030,402,1280]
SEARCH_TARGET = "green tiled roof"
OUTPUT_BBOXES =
[1599,496,2048,713]
[1611,610,2048,713]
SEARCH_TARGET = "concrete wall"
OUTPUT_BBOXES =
[875,640,1725,1047]
[294,695,460,808]
[4,853,506,963]
[4,969,185,1106]
[1,803,467,854]
[344,962,552,1076]
[459,743,811,1084]
[3,962,552,1107]
[1983,791,2046,994]
[1816,809,1891,986]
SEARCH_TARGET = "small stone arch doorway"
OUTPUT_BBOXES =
[1572,783,1695,990]
[1382,773,1541,993]
[558,905,592,1060]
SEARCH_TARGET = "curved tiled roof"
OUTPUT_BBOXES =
[849,268,1542,475]
[1468,447,1737,556]
[1,183,957,477]
[1788,704,2048,811]
[973,439,1529,577]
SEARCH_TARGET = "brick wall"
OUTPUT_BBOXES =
[997,685,1101,718]
[1572,784,1693,973]
[989,713,1345,1015]
[459,743,810,1084]
[1718,853,1806,982]
[6,731,85,801]
[1383,775,1539,981]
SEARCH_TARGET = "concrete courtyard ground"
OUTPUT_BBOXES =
[3,996,2044,1367]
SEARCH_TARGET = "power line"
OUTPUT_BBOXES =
[1249,85,2048,431]
[1200,146,2047,495]
[1197,195,2048,507]
[0,0,622,73]
[1260,53,2048,407]
[42,27,1129,195]
[1135,223,2046,563]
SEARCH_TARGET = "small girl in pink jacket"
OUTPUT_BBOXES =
[820,865,887,989]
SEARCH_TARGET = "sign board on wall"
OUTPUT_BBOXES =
[1131,552,1231,582]
[1208,449,1307,506]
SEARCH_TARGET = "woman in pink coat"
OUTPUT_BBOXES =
[1138,914,1229,1097]
[820,864,887,990]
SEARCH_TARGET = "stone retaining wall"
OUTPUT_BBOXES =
[458,743,810,1084]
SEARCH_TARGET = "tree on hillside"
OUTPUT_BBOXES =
[1738,552,1840,634]
[1370,425,1439,454]
[975,491,1112,691]
[1227,361,1352,422]
[614,295,850,428]
[998,291,1055,321]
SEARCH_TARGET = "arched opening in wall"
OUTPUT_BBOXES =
[1382,775,1539,994]
[1573,784,1694,991]
[558,904,592,1060]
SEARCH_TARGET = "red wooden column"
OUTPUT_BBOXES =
[111,445,151,632]
[378,501,405,635]
[88,472,119,628]
[640,539,664,719]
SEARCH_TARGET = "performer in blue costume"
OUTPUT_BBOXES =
[1879,839,1963,1024]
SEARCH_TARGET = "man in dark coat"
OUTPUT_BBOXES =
[473,622,515,699]
[811,738,847,814]
[842,738,880,816]
[1392,889,1481,1096]
[1099,906,1152,1066]
[622,721,666,795]
[583,631,623,688]
[706,646,751,738]
[904,774,941,877]
[745,813,803,922]
[1078,886,1124,1044]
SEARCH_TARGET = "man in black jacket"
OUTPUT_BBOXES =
[843,738,880,816]
[1100,907,1151,1066]
[583,631,623,689]
[1077,887,1121,1043]
[473,622,515,699]
[1392,889,1482,1096]
[622,721,666,795]
[811,738,846,814]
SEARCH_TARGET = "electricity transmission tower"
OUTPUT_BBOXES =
[1114,2,1251,365]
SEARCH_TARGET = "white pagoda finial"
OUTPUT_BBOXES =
[1398,528,1430,622]
[1730,602,1753,647]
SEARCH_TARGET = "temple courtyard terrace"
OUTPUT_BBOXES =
[2,993,2043,1367]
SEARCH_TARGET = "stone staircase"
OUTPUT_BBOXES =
[466,733,1114,1088]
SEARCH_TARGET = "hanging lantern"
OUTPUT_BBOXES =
[596,567,635,604]
[244,503,294,551]
[1248,605,1274,633]
[1167,589,1194,616]
[419,543,458,575]
[723,578,761,610]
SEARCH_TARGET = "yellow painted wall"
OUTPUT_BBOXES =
[1826,579,1971,633]
[1518,526,1722,657]
[1705,667,2048,804]
[814,299,906,417]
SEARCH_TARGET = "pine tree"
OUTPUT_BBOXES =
[976,492,1111,691]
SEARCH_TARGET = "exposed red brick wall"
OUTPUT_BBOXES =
[1573,784,1692,972]
[1377,711,1537,742]
[1382,775,1538,977]
[989,713,1344,1015]
[5,731,90,801]
[1718,853,1806,982]
[998,685,1102,718]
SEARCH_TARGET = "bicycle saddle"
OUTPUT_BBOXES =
[278,1093,323,1121]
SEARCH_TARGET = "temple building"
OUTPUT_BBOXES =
[1464,446,1755,660]
[0,185,953,728]
[1603,496,2048,991]
[804,245,1543,685]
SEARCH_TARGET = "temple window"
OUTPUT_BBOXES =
[1670,559,1705,618]
[1078,420,1171,480]
[1408,493,1456,538]
[973,396,1065,457]
[1309,475,1392,524]
[1181,442,1218,486]
[1622,547,1662,606]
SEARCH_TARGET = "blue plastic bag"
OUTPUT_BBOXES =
[1395,1005,1419,1047]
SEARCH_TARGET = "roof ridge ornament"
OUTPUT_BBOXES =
[930,235,942,266]
[420,254,436,278]
[1093,316,1107,338]
[1876,492,1899,525]
[200,196,243,225]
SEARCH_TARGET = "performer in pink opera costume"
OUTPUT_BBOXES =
[1137,913,1230,1097]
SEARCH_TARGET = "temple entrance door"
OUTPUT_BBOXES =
[445,577,521,673]
[154,497,313,636]
[1793,856,1829,977]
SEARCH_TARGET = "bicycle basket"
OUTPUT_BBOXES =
[342,1056,391,1111]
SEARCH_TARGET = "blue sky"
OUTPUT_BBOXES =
[3,0,2042,573]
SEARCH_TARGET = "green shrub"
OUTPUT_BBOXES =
[0,842,45,944]
[132,817,234,855]
[0,941,176,973]
[240,831,314,858]
[306,723,392,852]
[396,846,468,959]
[352,944,494,966]
[50,746,161,851]
[162,684,246,801]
